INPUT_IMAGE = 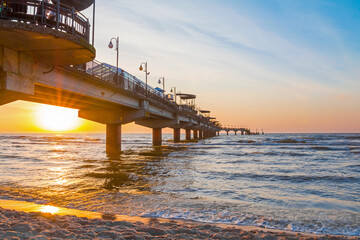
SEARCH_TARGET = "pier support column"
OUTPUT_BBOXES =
[193,130,198,139]
[199,131,203,138]
[226,131,229,135]
[185,129,191,140]
[153,128,162,146]
[241,131,244,135]
[106,124,122,154]
[235,131,237,136]
[173,128,180,143]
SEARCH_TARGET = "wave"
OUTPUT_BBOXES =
[345,136,360,140]
[139,208,360,236]
[275,139,306,144]
[238,140,256,144]
[224,151,308,157]
[227,173,359,183]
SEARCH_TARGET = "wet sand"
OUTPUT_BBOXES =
[0,199,358,240]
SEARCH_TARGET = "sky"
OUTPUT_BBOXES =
[0,0,359,133]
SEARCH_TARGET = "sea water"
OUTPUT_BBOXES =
[0,133,359,236]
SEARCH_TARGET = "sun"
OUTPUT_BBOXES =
[36,105,80,131]
[39,205,59,215]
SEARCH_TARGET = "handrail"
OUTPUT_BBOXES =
[75,60,218,128]
[0,0,90,41]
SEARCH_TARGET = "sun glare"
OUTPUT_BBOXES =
[40,205,59,215]
[36,105,80,131]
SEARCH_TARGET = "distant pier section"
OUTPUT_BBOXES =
[221,126,264,135]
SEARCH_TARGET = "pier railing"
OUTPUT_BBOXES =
[75,60,218,128]
[0,0,90,41]
[85,60,179,111]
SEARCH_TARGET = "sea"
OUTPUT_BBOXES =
[0,133,359,236]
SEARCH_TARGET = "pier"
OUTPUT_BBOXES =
[221,126,264,135]
[0,0,221,154]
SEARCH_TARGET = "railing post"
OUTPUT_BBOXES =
[56,0,60,30]
[0,0,4,18]
[86,19,90,42]
[41,0,44,25]
[71,6,74,35]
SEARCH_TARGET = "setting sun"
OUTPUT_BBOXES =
[36,105,80,131]
[39,205,59,215]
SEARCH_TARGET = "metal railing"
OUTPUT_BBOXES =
[0,0,90,41]
[85,60,180,111]
[80,60,218,129]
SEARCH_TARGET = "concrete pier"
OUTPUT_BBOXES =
[199,131,203,138]
[193,130,198,139]
[153,128,162,146]
[106,124,122,154]
[185,129,191,141]
[173,128,181,143]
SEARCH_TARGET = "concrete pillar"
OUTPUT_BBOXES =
[199,131,203,138]
[226,131,229,135]
[106,124,122,154]
[235,131,237,135]
[173,128,180,143]
[241,131,244,135]
[153,128,162,146]
[185,129,191,140]
[193,130,198,139]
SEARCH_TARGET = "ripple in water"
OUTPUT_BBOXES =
[0,133,359,236]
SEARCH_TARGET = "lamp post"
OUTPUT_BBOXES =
[108,36,119,83]
[139,62,150,96]
[170,87,177,103]
[158,77,165,96]
[92,0,96,46]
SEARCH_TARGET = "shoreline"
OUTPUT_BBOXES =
[0,199,358,239]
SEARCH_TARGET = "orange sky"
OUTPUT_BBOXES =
[0,98,358,133]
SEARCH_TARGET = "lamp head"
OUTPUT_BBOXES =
[108,41,113,49]
[158,79,161,84]
[139,65,143,71]
[170,88,173,93]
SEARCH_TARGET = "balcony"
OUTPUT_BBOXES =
[0,0,95,65]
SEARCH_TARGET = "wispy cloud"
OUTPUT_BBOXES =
[85,0,360,131]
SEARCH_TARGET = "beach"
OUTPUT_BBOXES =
[0,205,357,240]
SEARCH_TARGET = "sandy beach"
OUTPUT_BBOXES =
[0,204,358,240]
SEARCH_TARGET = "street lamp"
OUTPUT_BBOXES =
[158,77,165,95]
[108,36,119,83]
[170,87,177,103]
[139,62,150,96]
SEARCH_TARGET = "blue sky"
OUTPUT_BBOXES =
[85,0,360,132]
